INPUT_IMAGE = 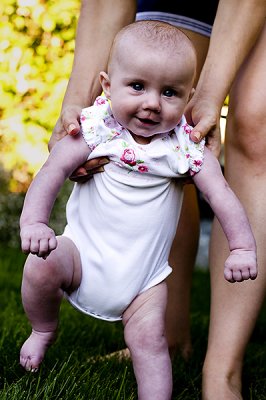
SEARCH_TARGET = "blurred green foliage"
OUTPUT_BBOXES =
[0,163,73,247]
[0,0,79,192]
[0,0,79,245]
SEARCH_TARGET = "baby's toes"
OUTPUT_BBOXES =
[20,342,41,372]
[20,330,56,372]
[20,353,39,372]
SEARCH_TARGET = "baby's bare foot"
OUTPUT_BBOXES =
[20,329,57,372]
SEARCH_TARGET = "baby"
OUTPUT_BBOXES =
[19,21,257,400]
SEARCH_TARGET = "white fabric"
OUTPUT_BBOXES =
[65,96,204,321]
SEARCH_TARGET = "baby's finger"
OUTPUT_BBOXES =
[249,266,258,280]
[21,238,31,254]
[38,238,49,257]
[224,269,234,283]
[240,269,251,281]
[48,236,57,252]
[232,270,243,282]
[29,239,41,255]
[38,237,57,259]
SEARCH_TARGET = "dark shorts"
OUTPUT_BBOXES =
[137,0,219,37]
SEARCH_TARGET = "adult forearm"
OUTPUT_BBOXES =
[62,0,137,109]
[195,0,266,108]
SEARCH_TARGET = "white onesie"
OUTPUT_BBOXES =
[64,96,204,321]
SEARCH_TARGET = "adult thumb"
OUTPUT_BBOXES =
[189,118,214,143]
[67,122,80,136]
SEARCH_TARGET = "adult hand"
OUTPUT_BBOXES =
[185,97,222,158]
[48,104,82,151]
[49,104,110,182]
[69,157,110,183]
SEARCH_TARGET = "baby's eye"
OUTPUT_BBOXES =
[131,82,144,91]
[163,88,176,97]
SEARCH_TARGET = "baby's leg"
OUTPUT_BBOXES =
[123,282,171,400]
[20,236,81,371]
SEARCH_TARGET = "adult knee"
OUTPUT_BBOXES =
[227,96,266,163]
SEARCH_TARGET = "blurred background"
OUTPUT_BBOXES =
[0,0,80,246]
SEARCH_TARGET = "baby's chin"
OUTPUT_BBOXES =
[129,131,156,145]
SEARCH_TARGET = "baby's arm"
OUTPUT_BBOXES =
[192,147,257,283]
[20,133,90,258]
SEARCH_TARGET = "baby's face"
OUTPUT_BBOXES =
[102,40,195,144]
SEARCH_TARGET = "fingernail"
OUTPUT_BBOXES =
[193,131,201,141]
[98,158,109,166]
[68,124,77,135]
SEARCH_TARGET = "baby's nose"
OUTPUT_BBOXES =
[143,92,161,112]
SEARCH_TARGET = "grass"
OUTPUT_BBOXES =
[0,246,265,399]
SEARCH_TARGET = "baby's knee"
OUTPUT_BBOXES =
[124,317,167,357]
[23,254,59,287]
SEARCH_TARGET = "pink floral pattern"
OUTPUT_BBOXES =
[138,165,149,173]
[182,123,192,135]
[120,149,137,166]
[193,159,203,168]
[95,97,107,106]
[80,95,204,178]
[120,148,149,173]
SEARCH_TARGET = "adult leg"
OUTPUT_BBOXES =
[165,30,209,358]
[123,282,171,400]
[20,236,81,371]
[203,22,266,400]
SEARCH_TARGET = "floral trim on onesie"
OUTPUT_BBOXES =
[80,95,205,177]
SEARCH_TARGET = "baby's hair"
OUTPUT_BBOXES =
[119,20,192,47]
[108,20,197,70]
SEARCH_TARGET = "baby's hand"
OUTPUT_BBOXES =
[224,249,257,283]
[20,223,57,259]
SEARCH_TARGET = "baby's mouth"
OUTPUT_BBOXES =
[137,117,158,125]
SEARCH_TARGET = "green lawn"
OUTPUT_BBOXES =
[0,246,265,399]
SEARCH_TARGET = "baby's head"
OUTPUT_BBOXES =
[100,20,197,144]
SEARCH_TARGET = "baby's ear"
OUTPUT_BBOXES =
[99,71,111,99]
